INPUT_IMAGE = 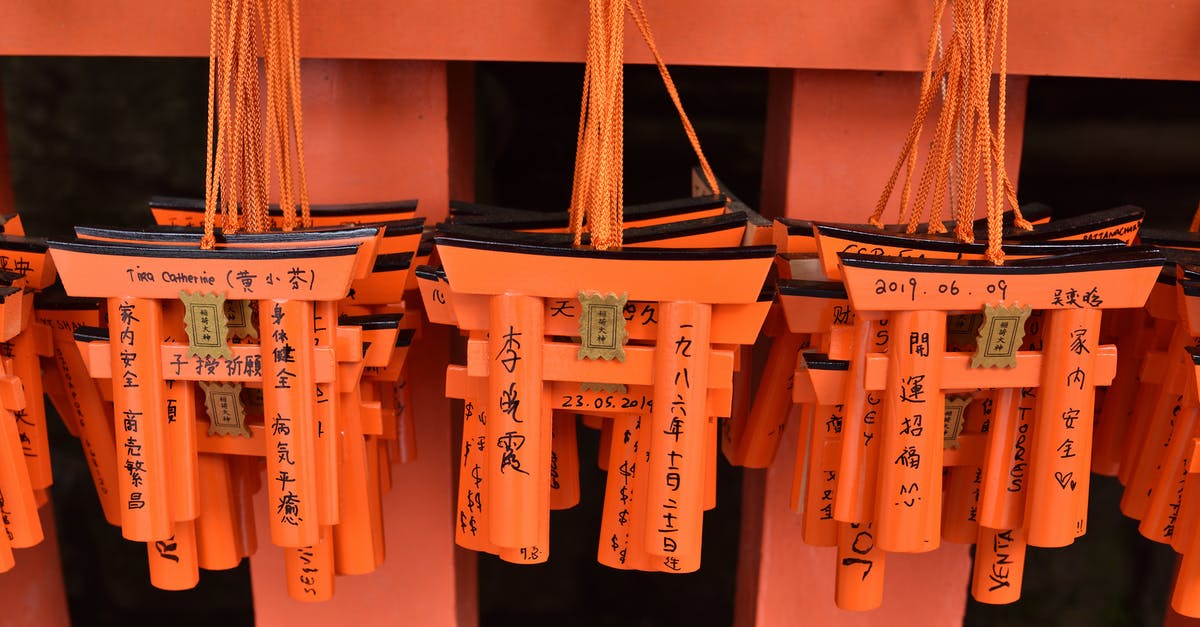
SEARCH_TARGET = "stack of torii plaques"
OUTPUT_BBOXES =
[146,197,430,463]
[418,178,776,572]
[43,198,426,601]
[731,205,1165,609]
[1095,228,1200,618]
[0,214,62,573]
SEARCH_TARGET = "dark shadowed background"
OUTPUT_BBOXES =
[1,57,1198,626]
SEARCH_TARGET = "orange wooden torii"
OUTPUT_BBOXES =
[1,2,1199,626]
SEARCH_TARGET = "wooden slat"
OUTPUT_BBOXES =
[1,1,1199,80]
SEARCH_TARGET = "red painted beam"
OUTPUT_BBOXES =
[1,1,1199,80]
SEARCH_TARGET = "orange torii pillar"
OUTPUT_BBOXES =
[736,69,1028,627]
[0,75,70,627]
[247,60,476,626]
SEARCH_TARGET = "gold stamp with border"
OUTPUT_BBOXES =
[971,303,1032,369]
[577,292,628,361]
[180,291,232,359]
[200,381,249,437]
[943,394,973,449]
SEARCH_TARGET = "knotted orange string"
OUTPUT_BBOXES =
[870,0,1030,264]
[569,0,722,251]
[203,0,311,249]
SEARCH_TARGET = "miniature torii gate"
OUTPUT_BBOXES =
[2,2,1200,626]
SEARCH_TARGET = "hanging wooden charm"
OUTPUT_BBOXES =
[725,0,1168,611]
[43,0,426,601]
[424,0,775,573]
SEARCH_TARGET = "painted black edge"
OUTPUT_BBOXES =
[450,195,728,229]
[73,325,110,343]
[396,328,416,347]
[371,252,414,273]
[1180,279,1200,297]
[148,196,419,216]
[691,168,772,227]
[76,224,383,245]
[838,246,1165,275]
[778,203,1054,238]
[449,200,544,218]
[777,217,816,236]
[1158,265,1178,286]
[0,270,21,286]
[1005,205,1144,240]
[0,286,20,301]
[35,291,102,311]
[413,264,446,282]
[417,231,435,256]
[338,313,404,331]
[1159,247,1200,269]
[1180,264,1200,282]
[802,352,850,371]
[977,202,1054,228]
[378,217,427,237]
[48,239,362,260]
[0,235,49,253]
[1186,345,1200,366]
[623,212,748,242]
[446,204,559,223]
[757,281,775,302]
[1139,227,1200,249]
[815,223,1126,256]
[777,279,849,300]
[438,213,748,247]
[434,235,776,261]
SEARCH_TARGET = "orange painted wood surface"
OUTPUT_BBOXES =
[247,59,474,627]
[0,504,71,627]
[760,69,1028,225]
[736,68,1027,627]
[737,420,973,626]
[2,1,1199,80]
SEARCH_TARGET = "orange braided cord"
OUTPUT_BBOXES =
[625,0,720,202]
[568,0,725,251]
[569,0,624,251]
[873,0,1022,265]
[203,0,310,246]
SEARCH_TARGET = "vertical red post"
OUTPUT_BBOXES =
[0,75,68,626]
[736,68,1027,627]
[249,59,475,626]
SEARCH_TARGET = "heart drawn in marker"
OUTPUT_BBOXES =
[1054,471,1077,491]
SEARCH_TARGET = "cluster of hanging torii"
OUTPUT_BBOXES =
[0,0,1197,615]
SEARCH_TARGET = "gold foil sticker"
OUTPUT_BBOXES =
[971,304,1032,369]
[200,381,249,437]
[947,313,984,352]
[224,299,258,340]
[580,382,628,393]
[181,291,232,359]
[943,395,973,449]
[577,292,628,361]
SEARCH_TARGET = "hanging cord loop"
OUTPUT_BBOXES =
[202,0,311,249]
[568,0,722,251]
[869,0,1030,265]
